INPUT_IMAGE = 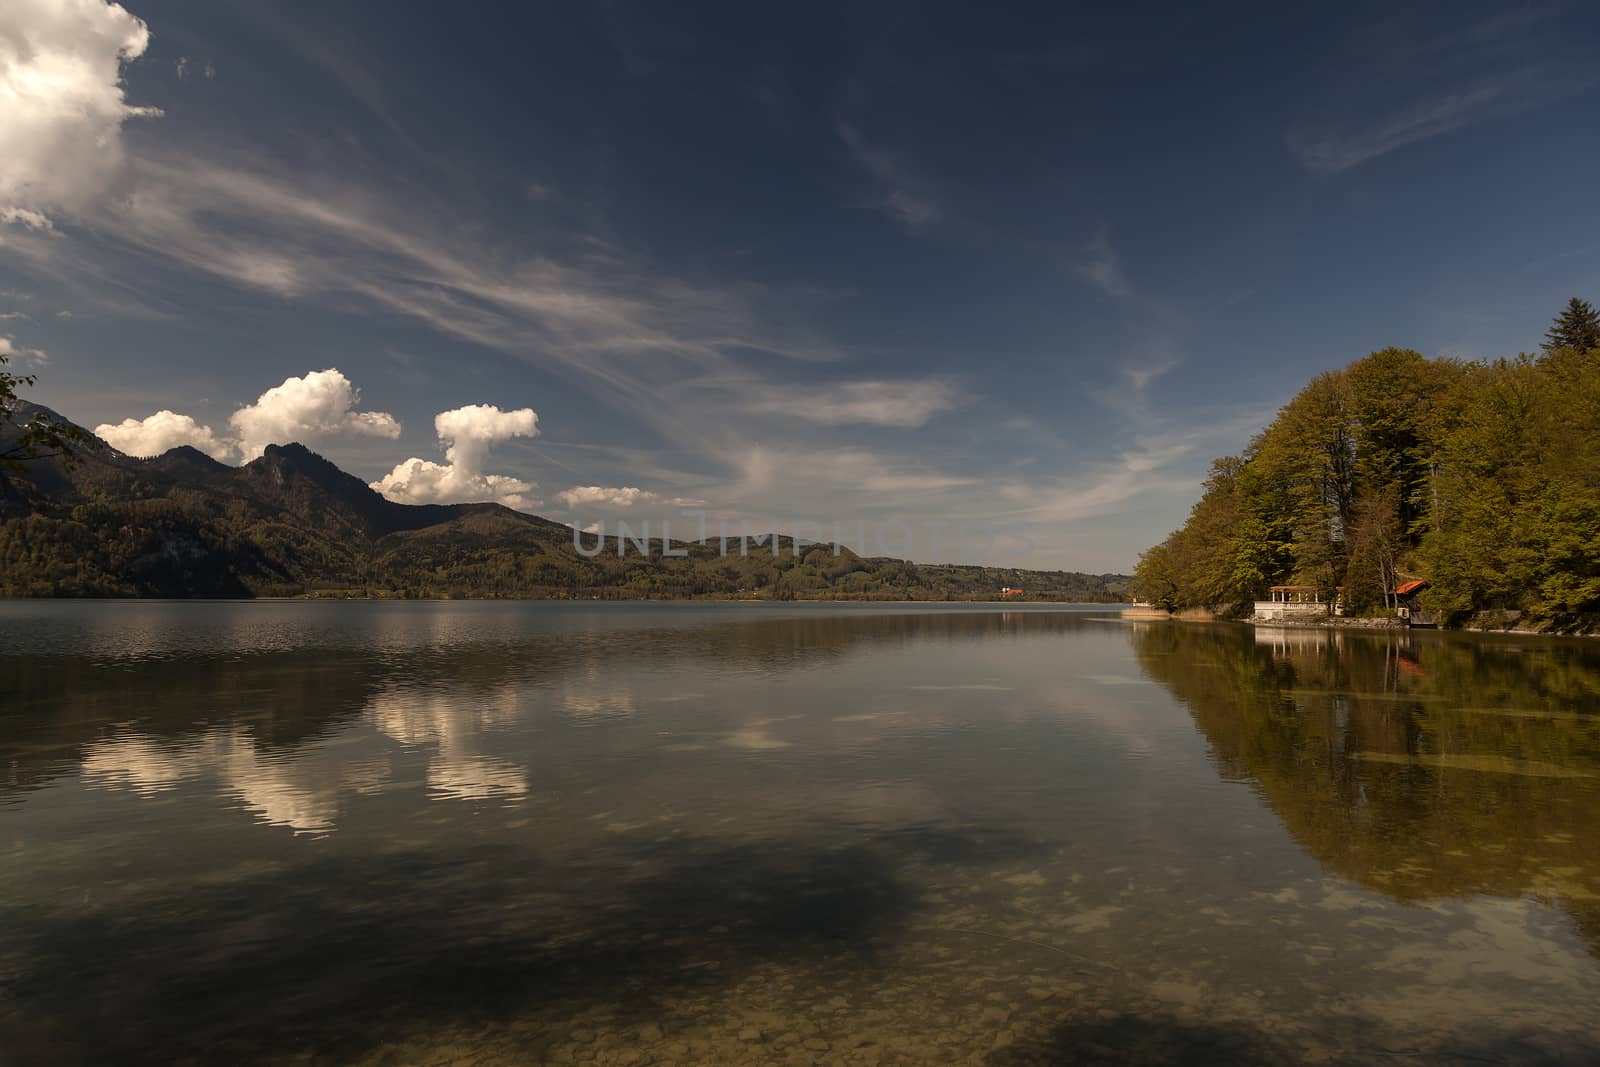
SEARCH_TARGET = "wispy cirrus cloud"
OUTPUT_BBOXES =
[838,123,942,232]
[1286,7,1595,173]
[1,2,1246,570]
[1072,229,1133,300]
[6,146,845,456]
[0,5,983,533]
[743,378,959,428]
[735,445,974,501]
[1288,65,1593,173]
[997,448,1191,524]
[11,143,983,526]
[993,410,1274,526]
[1066,227,1191,424]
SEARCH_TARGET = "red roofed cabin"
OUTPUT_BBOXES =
[1394,578,1428,600]
[1394,579,1433,625]
[999,586,1026,599]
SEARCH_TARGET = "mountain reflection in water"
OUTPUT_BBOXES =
[2,602,1598,1066]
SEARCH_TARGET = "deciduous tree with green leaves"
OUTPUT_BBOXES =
[1137,297,1600,627]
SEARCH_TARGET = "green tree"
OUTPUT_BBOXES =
[1250,370,1355,586]
[1343,479,1401,615]
[1131,541,1178,608]
[1543,297,1600,353]
[1144,314,1600,627]
[1530,480,1600,618]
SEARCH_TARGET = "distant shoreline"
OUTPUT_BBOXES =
[1122,608,1599,639]
[7,595,1129,608]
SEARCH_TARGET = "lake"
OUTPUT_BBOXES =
[2,602,1599,1066]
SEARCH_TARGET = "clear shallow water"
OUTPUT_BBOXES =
[2,602,1599,1066]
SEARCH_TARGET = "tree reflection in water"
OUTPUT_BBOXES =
[1131,622,1600,955]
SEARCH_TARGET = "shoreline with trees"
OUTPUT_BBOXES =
[1131,299,1600,636]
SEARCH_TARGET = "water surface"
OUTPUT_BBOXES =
[3,603,1599,1065]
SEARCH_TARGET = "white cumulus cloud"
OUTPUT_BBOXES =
[433,404,538,474]
[371,403,539,509]
[1,207,53,231]
[229,368,400,460]
[0,335,47,365]
[96,367,402,465]
[0,0,161,220]
[95,410,233,460]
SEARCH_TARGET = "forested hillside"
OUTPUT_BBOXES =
[1132,299,1600,626]
[0,401,1126,602]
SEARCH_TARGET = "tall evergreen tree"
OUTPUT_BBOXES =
[1542,297,1600,353]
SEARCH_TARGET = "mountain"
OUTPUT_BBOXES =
[0,402,1129,601]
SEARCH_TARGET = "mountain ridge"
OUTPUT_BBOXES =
[1,402,1129,601]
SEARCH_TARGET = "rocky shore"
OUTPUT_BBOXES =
[1245,616,1405,631]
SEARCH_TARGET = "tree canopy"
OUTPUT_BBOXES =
[1133,301,1600,626]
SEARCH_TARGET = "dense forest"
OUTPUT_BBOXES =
[0,398,1126,602]
[1131,298,1600,628]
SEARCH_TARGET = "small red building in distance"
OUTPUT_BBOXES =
[999,586,1026,598]
[1393,578,1433,625]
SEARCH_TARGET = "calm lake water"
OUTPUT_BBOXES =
[3,602,1599,1066]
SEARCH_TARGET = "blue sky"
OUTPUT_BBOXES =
[2,1,1597,571]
